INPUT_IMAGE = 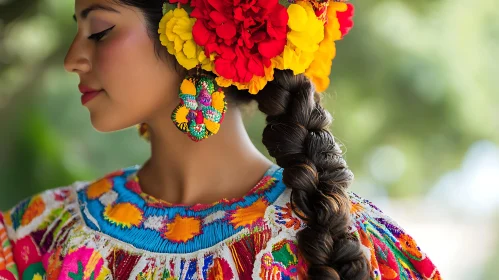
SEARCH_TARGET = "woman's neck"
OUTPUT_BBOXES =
[137,106,273,205]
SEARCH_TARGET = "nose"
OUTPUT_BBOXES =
[64,35,92,74]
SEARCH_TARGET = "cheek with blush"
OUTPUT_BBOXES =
[91,24,182,131]
[95,30,141,104]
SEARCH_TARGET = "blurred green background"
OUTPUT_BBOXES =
[1,0,498,278]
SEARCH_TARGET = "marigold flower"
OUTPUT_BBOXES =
[158,8,214,71]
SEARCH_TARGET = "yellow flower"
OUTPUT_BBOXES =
[279,1,324,75]
[305,2,347,92]
[287,2,324,53]
[158,8,214,71]
[214,2,326,93]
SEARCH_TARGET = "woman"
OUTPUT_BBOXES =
[0,0,442,279]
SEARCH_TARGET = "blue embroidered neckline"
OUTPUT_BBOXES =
[77,164,286,254]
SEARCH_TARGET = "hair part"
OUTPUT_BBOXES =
[114,0,370,278]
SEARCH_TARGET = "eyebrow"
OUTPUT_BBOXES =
[73,4,120,22]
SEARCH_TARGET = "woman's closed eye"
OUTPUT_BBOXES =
[88,25,115,42]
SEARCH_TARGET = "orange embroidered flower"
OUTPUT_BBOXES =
[21,196,46,226]
[229,197,268,228]
[163,215,202,242]
[103,202,143,228]
[87,178,113,199]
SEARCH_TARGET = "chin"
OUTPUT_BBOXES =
[89,114,123,133]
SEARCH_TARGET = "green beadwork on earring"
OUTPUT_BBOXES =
[171,74,227,142]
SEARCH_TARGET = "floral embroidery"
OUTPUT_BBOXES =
[0,165,442,280]
[77,164,285,254]
[229,198,268,229]
[86,178,113,200]
[163,215,202,242]
[12,235,42,276]
[20,196,46,227]
[206,257,234,280]
[59,247,108,280]
[9,195,46,231]
[42,247,63,280]
[274,203,302,231]
[256,238,306,280]
[103,202,143,228]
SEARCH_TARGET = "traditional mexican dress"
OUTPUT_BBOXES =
[0,164,442,279]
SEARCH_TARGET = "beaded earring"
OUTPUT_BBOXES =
[137,73,227,142]
[171,73,227,142]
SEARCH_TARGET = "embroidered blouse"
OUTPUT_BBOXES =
[0,164,442,280]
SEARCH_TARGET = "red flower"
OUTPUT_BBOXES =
[191,0,288,84]
[336,3,355,38]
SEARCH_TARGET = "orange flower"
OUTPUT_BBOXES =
[103,203,143,228]
[163,215,202,242]
[87,178,113,199]
[230,197,268,228]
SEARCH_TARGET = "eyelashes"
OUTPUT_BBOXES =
[88,25,115,42]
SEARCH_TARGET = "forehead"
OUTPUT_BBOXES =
[73,0,122,21]
[75,0,115,10]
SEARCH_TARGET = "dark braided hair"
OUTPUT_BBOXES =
[237,70,370,279]
[113,0,370,278]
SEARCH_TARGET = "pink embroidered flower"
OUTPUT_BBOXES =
[59,247,107,280]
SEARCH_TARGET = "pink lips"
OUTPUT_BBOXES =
[78,84,103,105]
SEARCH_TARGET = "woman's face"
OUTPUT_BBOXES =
[64,0,181,132]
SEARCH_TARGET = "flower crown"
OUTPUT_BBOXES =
[158,0,355,94]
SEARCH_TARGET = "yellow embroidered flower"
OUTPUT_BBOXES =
[278,1,324,75]
[305,2,348,92]
[158,8,214,71]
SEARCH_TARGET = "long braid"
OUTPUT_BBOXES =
[252,69,370,279]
